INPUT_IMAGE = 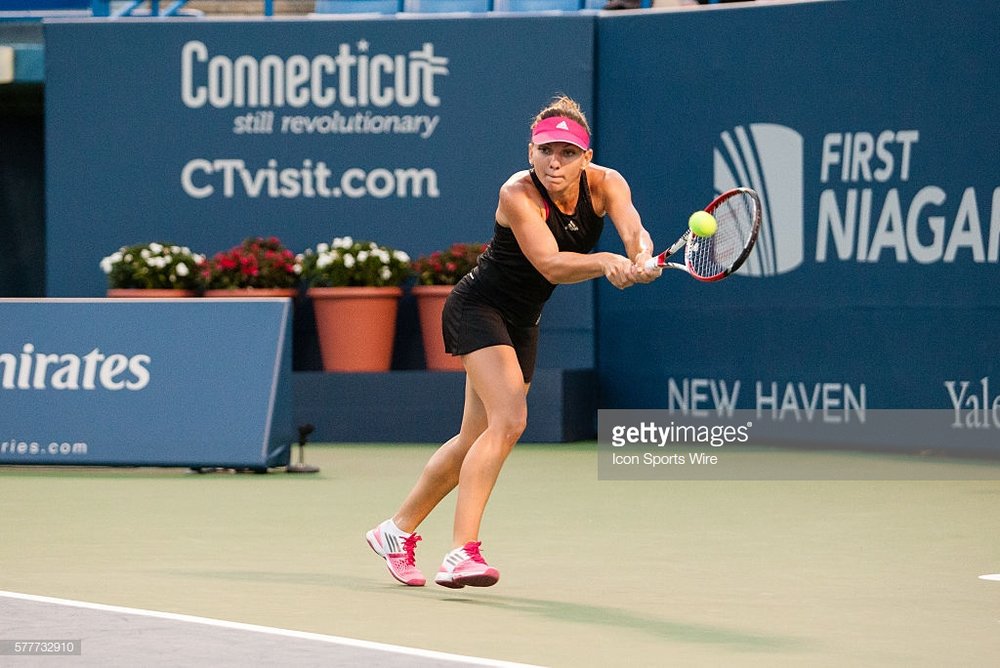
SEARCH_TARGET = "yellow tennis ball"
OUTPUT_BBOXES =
[689,210,718,237]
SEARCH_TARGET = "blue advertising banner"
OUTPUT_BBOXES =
[0,298,293,468]
[43,16,597,367]
[595,0,999,431]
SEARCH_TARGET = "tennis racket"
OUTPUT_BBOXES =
[644,187,762,282]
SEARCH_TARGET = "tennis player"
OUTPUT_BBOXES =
[367,95,661,588]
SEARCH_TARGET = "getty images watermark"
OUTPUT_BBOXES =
[610,419,752,457]
[599,411,753,480]
[598,409,1000,480]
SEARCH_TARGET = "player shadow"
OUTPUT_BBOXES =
[431,592,805,652]
[169,569,807,652]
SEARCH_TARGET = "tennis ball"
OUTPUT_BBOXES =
[689,210,718,237]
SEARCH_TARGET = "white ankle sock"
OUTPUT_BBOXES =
[384,518,410,537]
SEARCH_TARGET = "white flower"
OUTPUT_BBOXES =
[394,251,410,263]
[380,266,392,281]
[99,251,124,274]
[343,255,355,268]
[357,251,369,263]
[316,254,333,269]
[148,242,163,254]
[316,242,330,254]
[333,236,353,249]
[176,263,190,277]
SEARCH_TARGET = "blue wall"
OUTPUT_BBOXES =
[596,0,999,417]
[33,0,1000,444]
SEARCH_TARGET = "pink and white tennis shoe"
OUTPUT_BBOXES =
[366,520,425,587]
[434,541,500,589]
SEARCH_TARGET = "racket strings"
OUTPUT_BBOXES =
[686,192,758,280]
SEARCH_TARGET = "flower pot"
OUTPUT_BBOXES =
[308,286,402,372]
[412,285,464,371]
[203,288,298,298]
[107,288,198,298]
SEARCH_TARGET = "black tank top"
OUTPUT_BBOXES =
[459,169,605,326]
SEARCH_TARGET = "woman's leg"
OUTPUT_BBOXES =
[450,344,529,548]
[366,370,493,586]
[371,343,527,588]
[391,373,490,533]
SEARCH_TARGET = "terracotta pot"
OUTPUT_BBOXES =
[412,284,463,371]
[308,286,402,372]
[203,288,298,298]
[107,288,198,298]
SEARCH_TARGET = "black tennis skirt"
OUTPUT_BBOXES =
[441,280,539,384]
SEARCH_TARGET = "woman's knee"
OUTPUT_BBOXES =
[491,410,527,445]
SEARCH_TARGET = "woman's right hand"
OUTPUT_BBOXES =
[601,253,636,290]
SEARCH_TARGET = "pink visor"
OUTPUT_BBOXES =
[531,116,591,150]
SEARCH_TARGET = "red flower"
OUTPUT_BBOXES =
[412,242,486,286]
[204,236,300,290]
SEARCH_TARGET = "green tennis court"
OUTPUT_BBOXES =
[2,443,999,666]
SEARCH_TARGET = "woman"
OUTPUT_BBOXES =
[367,96,661,588]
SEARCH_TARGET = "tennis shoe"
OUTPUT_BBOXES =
[434,541,500,589]
[366,520,425,586]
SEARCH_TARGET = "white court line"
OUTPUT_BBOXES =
[979,574,1000,581]
[0,590,540,667]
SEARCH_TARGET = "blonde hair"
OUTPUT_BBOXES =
[531,95,591,135]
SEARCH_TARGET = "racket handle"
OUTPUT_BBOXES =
[643,257,658,271]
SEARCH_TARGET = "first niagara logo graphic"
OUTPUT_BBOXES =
[714,124,999,276]
[714,124,804,277]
